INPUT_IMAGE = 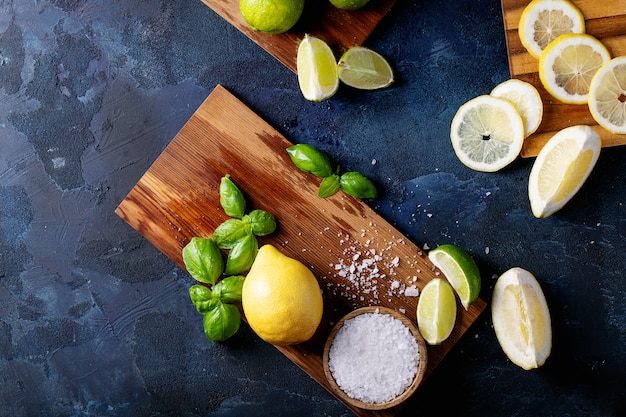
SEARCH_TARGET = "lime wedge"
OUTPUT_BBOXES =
[428,244,481,310]
[296,34,339,102]
[416,278,457,345]
[337,46,394,90]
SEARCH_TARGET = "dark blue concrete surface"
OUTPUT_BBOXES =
[1,0,625,416]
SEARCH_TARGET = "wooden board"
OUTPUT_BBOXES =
[199,0,396,73]
[501,0,626,157]
[115,85,486,416]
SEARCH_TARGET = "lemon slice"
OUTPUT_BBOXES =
[518,0,585,60]
[588,56,626,134]
[491,79,544,137]
[416,278,457,345]
[296,34,339,102]
[539,33,611,104]
[450,95,525,172]
[492,267,552,370]
[428,244,481,310]
[528,125,601,218]
[337,46,394,90]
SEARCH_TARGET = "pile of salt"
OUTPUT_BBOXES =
[327,311,420,404]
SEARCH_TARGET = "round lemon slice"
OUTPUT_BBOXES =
[528,125,601,218]
[491,78,544,137]
[539,33,611,104]
[492,267,552,370]
[296,34,339,102]
[588,56,626,134]
[518,0,585,60]
[416,278,457,345]
[450,95,525,172]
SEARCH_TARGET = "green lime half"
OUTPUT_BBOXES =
[239,0,304,34]
[337,46,394,90]
[416,278,457,345]
[428,244,481,310]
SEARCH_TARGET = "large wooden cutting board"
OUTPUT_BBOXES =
[116,85,486,416]
[199,0,396,73]
[501,0,626,157]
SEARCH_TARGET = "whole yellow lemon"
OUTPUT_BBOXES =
[242,244,323,345]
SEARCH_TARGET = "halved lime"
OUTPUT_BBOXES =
[296,34,339,102]
[337,46,394,90]
[428,244,481,310]
[416,278,457,345]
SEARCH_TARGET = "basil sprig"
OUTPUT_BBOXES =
[287,143,378,199]
[182,175,277,342]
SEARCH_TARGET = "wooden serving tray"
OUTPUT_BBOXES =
[501,0,626,157]
[199,0,397,73]
[116,85,486,416]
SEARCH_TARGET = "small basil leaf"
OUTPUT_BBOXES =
[246,209,277,236]
[213,219,251,249]
[286,144,333,178]
[182,237,224,285]
[219,175,246,218]
[318,174,341,198]
[189,285,219,314]
[340,172,378,199]
[225,233,258,275]
[213,275,245,303]
[202,303,241,342]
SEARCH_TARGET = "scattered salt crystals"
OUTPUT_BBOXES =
[404,286,419,297]
[328,312,420,404]
[485,246,490,255]
[371,159,377,165]
[423,243,430,250]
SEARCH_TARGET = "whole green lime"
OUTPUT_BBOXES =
[239,0,304,34]
[329,0,370,11]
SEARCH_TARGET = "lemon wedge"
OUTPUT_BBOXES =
[492,267,551,370]
[491,79,544,137]
[450,95,525,172]
[416,278,457,345]
[588,56,626,134]
[539,33,611,104]
[296,34,339,102]
[528,125,601,218]
[518,0,585,60]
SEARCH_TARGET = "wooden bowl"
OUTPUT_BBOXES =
[322,306,428,411]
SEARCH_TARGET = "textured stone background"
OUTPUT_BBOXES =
[1,0,625,416]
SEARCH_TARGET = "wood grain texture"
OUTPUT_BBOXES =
[115,85,486,416]
[501,0,626,157]
[199,0,397,73]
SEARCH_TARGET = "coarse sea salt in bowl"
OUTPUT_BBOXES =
[322,306,428,410]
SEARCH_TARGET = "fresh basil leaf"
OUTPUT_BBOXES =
[340,172,378,199]
[219,175,246,218]
[318,174,341,198]
[189,285,219,314]
[182,237,224,285]
[203,302,241,342]
[213,219,251,249]
[224,233,258,276]
[213,275,245,303]
[286,144,333,178]
[245,209,277,236]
